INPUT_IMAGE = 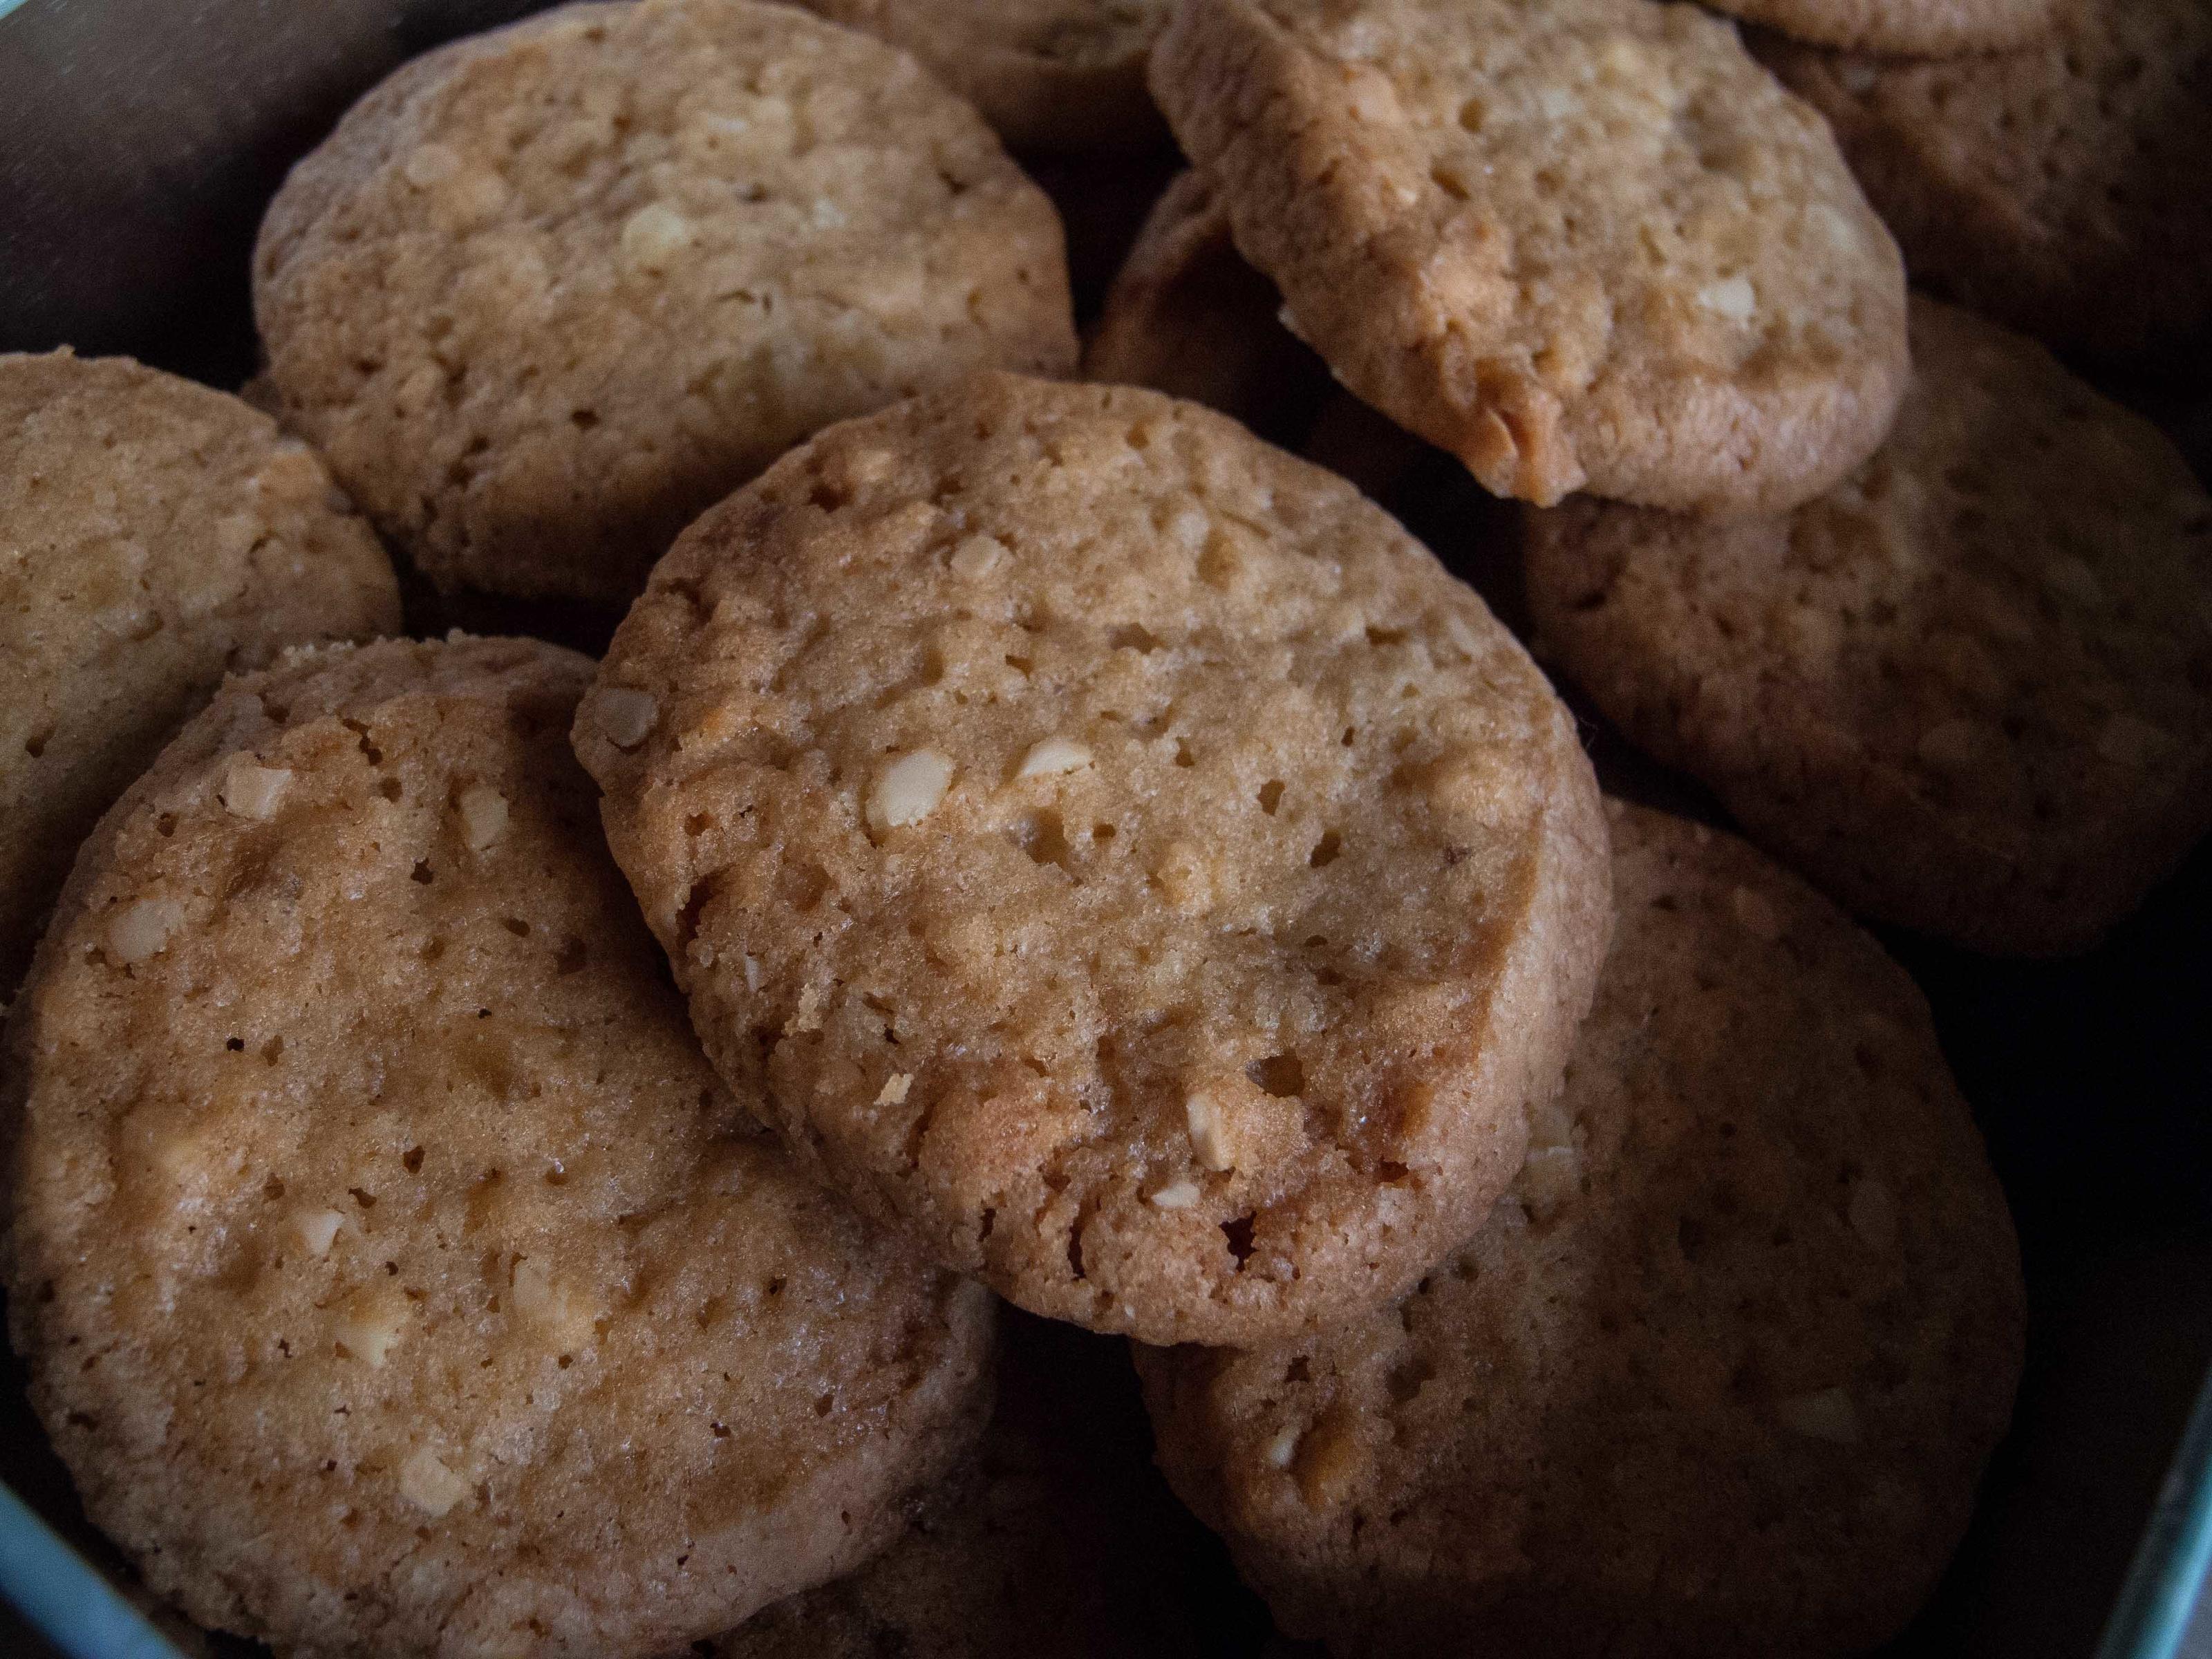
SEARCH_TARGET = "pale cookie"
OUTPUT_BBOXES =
[5,637,996,1658]
[1760,0,2212,371]
[576,373,1610,1347]
[788,0,1172,153]
[704,1313,1203,1658]
[1150,0,1909,516]
[1139,803,2025,1659]
[1705,0,2053,55]
[0,350,398,994]
[1525,297,2212,956]
[254,0,1076,608]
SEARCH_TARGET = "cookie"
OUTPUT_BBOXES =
[1150,0,1909,516]
[787,0,1172,153]
[575,373,1611,1347]
[1759,0,2212,371]
[1139,801,2025,1658]
[1704,0,2053,55]
[707,1312,1203,1658]
[4,637,997,1658]
[254,0,1077,609]
[1525,297,2212,955]
[1084,169,1329,446]
[0,350,399,994]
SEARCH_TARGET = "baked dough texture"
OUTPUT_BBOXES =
[0,350,400,993]
[5,635,996,1658]
[254,0,1076,607]
[1705,0,2054,56]
[577,373,1611,1347]
[1525,297,2212,955]
[1150,0,1909,515]
[1139,801,2024,1658]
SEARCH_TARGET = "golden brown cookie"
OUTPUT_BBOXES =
[5,636,996,1658]
[1525,297,2212,955]
[575,373,1610,1347]
[1139,801,2025,1659]
[0,350,399,994]
[787,0,1173,153]
[1150,0,1909,515]
[254,0,1076,608]
[1759,0,2212,371]
[1707,0,2053,55]
[706,1313,1203,1658]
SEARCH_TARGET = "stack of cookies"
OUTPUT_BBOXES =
[1,0,2202,1655]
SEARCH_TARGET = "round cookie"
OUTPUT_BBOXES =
[1524,297,2212,956]
[574,373,1611,1347]
[1759,0,2212,371]
[254,0,1077,608]
[1084,169,1330,446]
[0,350,399,994]
[1138,801,2025,1659]
[1705,0,2053,55]
[4,637,997,1658]
[1150,0,1909,516]
[707,1313,1203,1658]
[787,0,1173,154]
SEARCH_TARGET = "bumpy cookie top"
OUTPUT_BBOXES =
[1139,803,2024,1658]
[1525,298,2212,955]
[0,350,399,993]
[254,0,1076,607]
[5,637,995,1658]
[1760,0,2212,368]
[789,0,1173,153]
[1706,0,2053,55]
[577,373,1609,1346]
[1150,0,1909,515]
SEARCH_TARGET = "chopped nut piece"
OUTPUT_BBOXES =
[1185,1091,1235,1172]
[594,688,659,749]
[785,982,825,1035]
[105,899,185,966]
[399,1447,469,1517]
[621,202,694,272]
[868,749,953,832]
[512,1259,597,1349]
[457,783,508,851]
[876,1073,912,1107]
[742,953,763,993]
[1697,275,1757,321]
[1018,737,1094,779]
[1776,1386,1861,1443]
[219,756,292,820]
[294,1209,346,1257]
[1730,884,1783,941]
[1848,1177,1897,1250]
[948,534,1008,579]
[1148,1179,1201,1210]
[335,1289,406,1367]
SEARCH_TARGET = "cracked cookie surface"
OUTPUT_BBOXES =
[577,373,1609,1346]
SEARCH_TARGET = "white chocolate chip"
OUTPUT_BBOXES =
[457,784,509,851]
[402,143,461,189]
[594,688,659,749]
[294,1210,346,1258]
[868,749,953,832]
[1517,1145,1580,1221]
[1730,885,1783,941]
[1265,1425,1301,1469]
[1018,738,1094,780]
[1776,1387,1861,1443]
[1148,1179,1201,1210]
[1848,1177,1897,1250]
[948,534,1008,579]
[621,202,694,272]
[399,1447,470,1517]
[876,1074,912,1107]
[335,1291,406,1368]
[1697,276,1758,321]
[219,756,292,821]
[105,899,185,966]
[1185,1091,1235,1173]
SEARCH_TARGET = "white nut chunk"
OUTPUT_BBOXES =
[594,687,659,749]
[335,1288,408,1368]
[948,534,1008,579]
[1185,1091,1235,1173]
[1776,1386,1861,1443]
[218,756,292,820]
[875,1073,912,1107]
[293,1209,346,1258]
[1018,737,1094,779]
[457,783,509,851]
[621,201,694,272]
[399,1447,470,1517]
[104,898,185,966]
[1148,1179,1201,1210]
[868,749,953,833]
